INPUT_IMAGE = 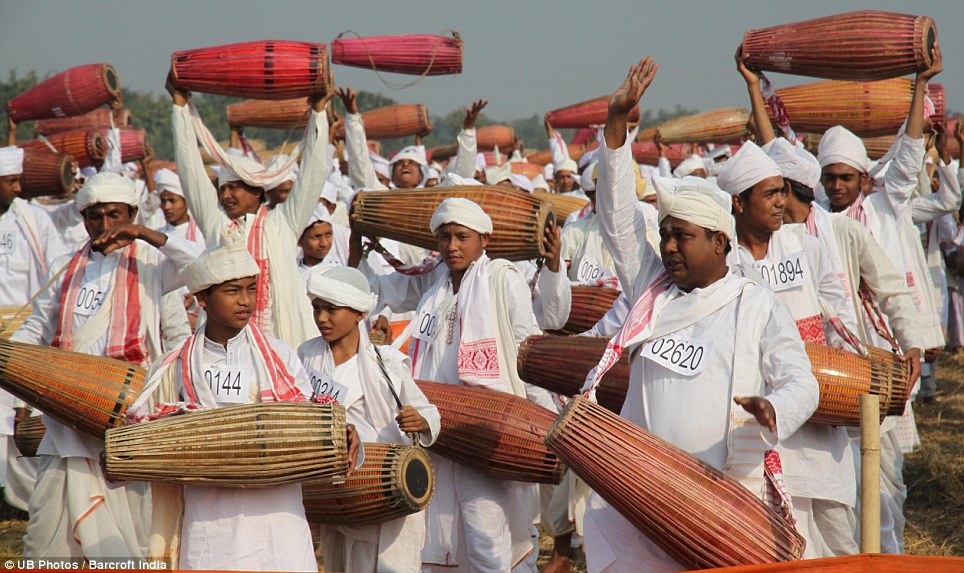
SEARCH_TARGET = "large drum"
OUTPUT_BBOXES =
[351,186,555,261]
[105,402,348,487]
[303,442,434,525]
[7,64,121,123]
[557,286,620,335]
[0,306,31,339]
[13,415,44,457]
[20,149,75,199]
[20,129,106,167]
[547,96,639,129]
[227,97,310,129]
[656,108,750,144]
[331,32,463,76]
[525,142,596,166]
[806,343,895,425]
[518,335,628,414]
[476,126,515,151]
[35,108,132,137]
[511,162,543,181]
[631,142,684,167]
[0,339,144,438]
[334,104,432,140]
[417,381,565,484]
[98,127,148,162]
[546,395,806,569]
[869,347,916,416]
[533,191,588,222]
[171,40,329,100]
[804,133,895,160]
[741,11,937,82]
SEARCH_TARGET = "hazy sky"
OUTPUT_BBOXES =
[2,1,960,120]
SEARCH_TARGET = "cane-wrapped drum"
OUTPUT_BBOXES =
[330,32,463,76]
[0,306,30,340]
[351,186,554,261]
[511,162,543,181]
[334,104,432,140]
[632,142,684,167]
[417,381,564,484]
[533,191,588,222]
[7,64,121,123]
[227,97,310,129]
[13,415,44,458]
[518,335,628,414]
[35,108,133,137]
[97,127,148,162]
[0,339,144,438]
[20,130,106,167]
[866,347,915,416]
[20,149,75,199]
[546,395,806,569]
[805,343,893,425]
[105,402,348,486]
[656,108,750,144]
[171,40,329,100]
[476,126,515,151]
[559,287,620,335]
[547,96,640,129]
[526,142,595,166]
[741,11,937,82]
[303,442,434,525]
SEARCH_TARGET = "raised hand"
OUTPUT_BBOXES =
[605,58,658,148]
[734,44,760,86]
[335,86,358,115]
[464,99,489,130]
[542,221,563,273]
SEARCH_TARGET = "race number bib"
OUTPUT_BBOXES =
[641,335,712,376]
[73,285,107,316]
[308,369,348,403]
[576,255,608,284]
[203,365,250,403]
[0,231,15,255]
[412,307,440,342]
[754,251,807,292]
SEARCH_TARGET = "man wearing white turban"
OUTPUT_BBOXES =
[580,57,818,573]
[168,74,331,349]
[11,171,203,560]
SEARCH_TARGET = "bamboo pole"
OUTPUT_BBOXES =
[860,393,881,553]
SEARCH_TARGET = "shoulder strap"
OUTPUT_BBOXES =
[372,345,403,410]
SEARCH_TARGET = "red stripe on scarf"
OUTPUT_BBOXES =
[230,206,272,333]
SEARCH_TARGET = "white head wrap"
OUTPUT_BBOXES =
[673,154,706,179]
[817,126,871,173]
[306,266,376,313]
[306,203,333,226]
[320,180,338,203]
[716,141,782,196]
[509,173,534,193]
[370,152,391,180]
[76,172,139,212]
[390,145,428,167]
[654,177,735,240]
[554,158,578,175]
[430,198,493,234]
[543,163,554,180]
[0,147,24,177]
[765,138,821,190]
[485,163,511,185]
[475,153,488,172]
[154,168,183,197]
[427,167,440,180]
[531,174,550,191]
[218,155,266,188]
[265,153,298,191]
[707,145,732,160]
[181,226,261,293]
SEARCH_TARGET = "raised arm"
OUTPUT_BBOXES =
[448,99,487,178]
[736,45,776,146]
[338,87,385,190]
[277,94,332,236]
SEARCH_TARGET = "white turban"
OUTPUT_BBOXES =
[306,266,376,313]
[475,153,488,172]
[371,152,391,180]
[154,168,183,197]
[707,145,732,160]
[654,178,735,240]
[218,155,266,188]
[390,145,427,167]
[765,138,821,190]
[181,226,261,294]
[265,154,298,191]
[485,163,511,185]
[509,173,534,193]
[76,172,139,212]
[306,203,333,225]
[543,163,554,180]
[320,180,338,203]
[427,167,440,180]
[716,141,782,196]
[673,154,705,179]
[430,198,493,234]
[817,126,871,173]
[532,174,549,191]
[554,158,578,174]
[0,147,24,177]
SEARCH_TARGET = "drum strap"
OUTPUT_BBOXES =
[373,345,420,445]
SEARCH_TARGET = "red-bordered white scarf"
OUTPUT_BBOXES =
[51,241,149,367]
[229,206,272,333]
[11,201,48,276]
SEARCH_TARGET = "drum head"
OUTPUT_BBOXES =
[401,447,434,507]
[104,66,120,95]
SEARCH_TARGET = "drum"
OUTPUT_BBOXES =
[525,142,596,166]
[97,127,147,162]
[20,130,106,167]
[805,343,893,425]
[0,306,31,339]
[547,96,640,129]
[476,126,515,151]
[868,347,915,416]
[105,402,348,486]
[7,64,121,123]
[351,186,555,261]
[35,108,132,137]
[427,144,458,163]
[656,108,750,144]
[171,40,329,100]
[20,149,75,199]
[546,395,806,569]
[330,32,463,76]
[631,142,684,167]
[741,11,937,82]
[0,339,144,438]
[533,191,588,222]
[334,104,432,140]
[765,78,918,137]
[804,133,896,160]
[417,380,565,484]
[227,97,311,129]
[13,415,44,457]
[559,286,620,334]
[303,442,434,525]
[927,82,946,126]
[511,162,543,181]
[517,335,627,414]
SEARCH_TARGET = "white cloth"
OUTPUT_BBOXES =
[562,212,619,287]
[763,137,821,190]
[305,265,377,313]
[430,198,493,234]
[654,178,735,239]
[0,146,24,176]
[716,140,782,196]
[75,172,139,212]
[672,154,704,179]
[818,126,871,172]
[181,226,261,293]
[154,168,183,197]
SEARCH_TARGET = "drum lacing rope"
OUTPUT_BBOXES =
[334,30,459,90]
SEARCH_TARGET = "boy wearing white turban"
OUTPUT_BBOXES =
[581,58,818,573]
[11,171,203,560]
[299,266,439,573]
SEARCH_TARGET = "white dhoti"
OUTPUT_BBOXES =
[4,436,39,512]
[23,455,150,559]
[790,497,859,558]
[320,510,426,573]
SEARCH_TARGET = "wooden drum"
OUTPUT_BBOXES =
[35,108,132,137]
[13,415,44,457]
[656,108,750,144]
[98,127,148,162]
[20,149,75,199]
[476,126,515,151]
[7,64,121,122]
[547,96,639,129]
[20,129,106,167]
[334,104,432,140]
[558,286,619,334]
[533,191,588,222]
[227,97,311,129]
[331,32,463,76]
[805,343,891,425]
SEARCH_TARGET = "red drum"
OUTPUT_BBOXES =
[632,142,684,167]
[35,108,132,136]
[330,32,463,76]
[20,149,75,199]
[97,127,147,162]
[7,64,121,122]
[559,286,620,335]
[547,96,639,129]
[20,130,106,167]
[334,104,432,140]
[510,161,543,180]
[171,41,329,100]
[476,125,515,151]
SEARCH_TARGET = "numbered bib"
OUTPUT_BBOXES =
[754,251,807,292]
[0,231,15,255]
[641,335,712,376]
[412,307,440,343]
[73,285,107,317]
[576,255,609,284]
[308,369,349,404]
[203,365,250,404]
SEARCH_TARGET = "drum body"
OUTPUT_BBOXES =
[331,33,463,76]
[511,162,543,181]
[804,133,895,160]
[105,402,348,486]
[417,380,564,484]
[303,442,434,525]
[8,64,121,122]
[547,96,639,128]
[532,191,588,222]
[35,108,132,136]
[476,126,515,151]
[227,98,311,129]
[657,108,750,144]
[20,130,106,167]
[868,347,914,416]
[806,343,890,425]
[631,142,684,167]
[97,127,147,162]
[351,186,554,261]
[13,416,45,457]
[558,286,620,335]
[334,104,432,140]
[546,395,806,569]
